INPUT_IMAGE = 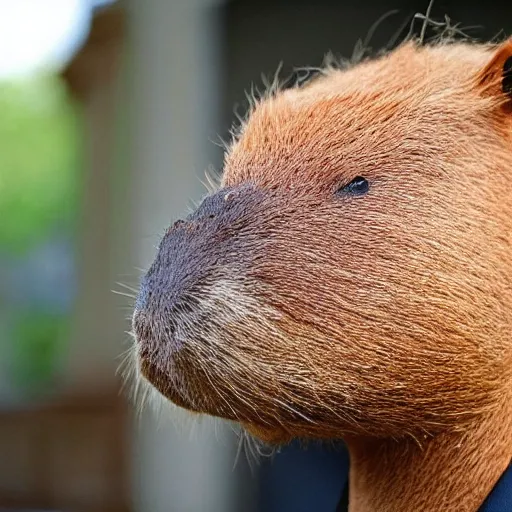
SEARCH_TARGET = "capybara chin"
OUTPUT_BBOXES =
[131,36,512,509]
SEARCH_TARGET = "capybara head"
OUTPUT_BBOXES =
[132,38,512,444]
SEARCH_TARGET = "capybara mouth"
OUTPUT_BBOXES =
[131,278,343,439]
[132,293,292,430]
[132,307,215,416]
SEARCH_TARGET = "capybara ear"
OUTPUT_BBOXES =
[476,38,512,106]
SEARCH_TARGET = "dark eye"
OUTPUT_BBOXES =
[336,176,369,196]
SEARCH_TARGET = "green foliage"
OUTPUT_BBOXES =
[0,74,80,253]
[0,74,80,396]
[10,311,69,394]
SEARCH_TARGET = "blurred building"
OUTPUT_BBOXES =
[0,1,510,511]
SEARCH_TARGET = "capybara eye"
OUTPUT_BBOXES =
[337,176,369,196]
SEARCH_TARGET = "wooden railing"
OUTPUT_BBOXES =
[0,393,131,512]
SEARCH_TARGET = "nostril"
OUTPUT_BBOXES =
[166,219,186,235]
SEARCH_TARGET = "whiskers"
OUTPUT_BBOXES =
[202,165,222,194]
[233,426,276,473]
[112,289,137,300]
[117,327,221,443]
[112,281,140,314]
[116,333,148,423]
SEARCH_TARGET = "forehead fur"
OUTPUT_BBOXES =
[224,42,507,190]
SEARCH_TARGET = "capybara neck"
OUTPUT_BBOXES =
[346,388,512,512]
[132,36,512,512]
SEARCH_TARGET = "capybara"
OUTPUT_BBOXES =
[131,34,512,511]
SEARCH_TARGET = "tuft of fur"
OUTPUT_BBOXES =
[225,10,502,159]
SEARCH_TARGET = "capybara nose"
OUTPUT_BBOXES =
[132,184,264,350]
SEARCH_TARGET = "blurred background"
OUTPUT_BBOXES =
[0,1,510,511]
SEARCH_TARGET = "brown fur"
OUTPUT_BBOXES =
[131,38,512,511]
